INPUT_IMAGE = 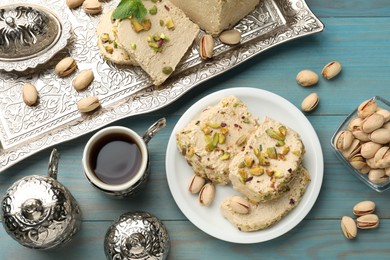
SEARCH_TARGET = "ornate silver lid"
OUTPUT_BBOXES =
[104,212,170,260]
[0,0,71,71]
[0,149,81,249]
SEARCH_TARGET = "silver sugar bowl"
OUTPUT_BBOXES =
[1,148,81,249]
[104,211,170,260]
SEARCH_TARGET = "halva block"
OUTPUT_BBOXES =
[221,166,310,232]
[117,0,199,86]
[170,0,259,35]
[229,117,305,202]
[176,96,259,184]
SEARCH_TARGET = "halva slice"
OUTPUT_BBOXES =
[96,10,137,66]
[229,117,305,202]
[170,0,259,35]
[221,166,310,232]
[117,0,199,86]
[176,96,259,185]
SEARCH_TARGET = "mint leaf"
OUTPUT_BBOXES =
[112,0,147,21]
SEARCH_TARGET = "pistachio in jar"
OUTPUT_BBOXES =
[368,168,388,184]
[362,113,385,133]
[358,99,378,119]
[374,146,390,168]
[360,141,382,159]
[334,130,354,150]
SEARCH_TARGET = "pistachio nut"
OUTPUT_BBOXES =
[374,146,390,168]
[368,168,388,184]
[341,139,361,160]
[353,201,375,216]
[72,69,94,91]
[188,175,206,194]
[334,130,354,150]
[199,34,214,60]
[322,61,342,80]
[356,214,379,229]
[198,183,215,206]
[296,70,319,87]
[349,154,366,170]
[366,157,378,169]
[301,93,319,112]
[22,83,39,106]
[219,29,241,45]
[341,216,357,240]
[352,130,370,142]
[55,57,77,77]
[358,99,378,119]
[359,165,371,174]
[348,117,363,132]
[82,0,102,15]
[369,128,390,144]
[230,196,250,214]
[362,113,385,133]
[77,96,101,113]
[66,0,85,9]
[360,141,382,159]
[383,122,390,130]
[376,108,390,122]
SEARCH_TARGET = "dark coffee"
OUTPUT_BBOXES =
[89,133,142,185]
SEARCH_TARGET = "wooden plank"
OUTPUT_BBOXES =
[1,220,390,259]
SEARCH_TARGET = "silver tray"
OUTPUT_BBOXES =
[0,0,324,172]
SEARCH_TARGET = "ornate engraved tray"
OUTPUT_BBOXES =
[0,0,324,172]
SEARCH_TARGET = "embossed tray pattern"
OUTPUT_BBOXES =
[0,0,324,172]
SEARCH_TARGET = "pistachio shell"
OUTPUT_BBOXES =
[359,165,371,174]
[230,196,250,214]
[77,96,101,113]
[342,139,361,160]
[358,99,378,119]
[322,61,342,80]
[72,69,94,91]
[376,108,390,122]
[219,29,241,45]
[353,201,375,216]
[362,113,385,133]
[66,0,85,9]
[369,128,390,144]
[22,83,39,106]
[348,117,363,132]
[357,214,379,229]
[360,141,382,159]
[349,154,366,170]
[341,216,357,239]
[55,57,77,77]
[366,157,378,169]
[334,130,354,150]
[83,0,102,15]
[199,34,214,60]
[198,183,215,206]
[374,146,390,168]
[301,93,319,112]
[368,168,388,184]
[383,122,390,130]
[352,130,370,142]
[296,70,319,87]
[188,175,206,194]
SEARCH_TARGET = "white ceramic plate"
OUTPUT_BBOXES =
[165,88,323,243]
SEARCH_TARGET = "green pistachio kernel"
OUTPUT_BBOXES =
[162,66,173,75]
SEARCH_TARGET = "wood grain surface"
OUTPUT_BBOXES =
[1,0,390,259]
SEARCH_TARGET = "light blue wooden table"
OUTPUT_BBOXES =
[1,0,390,259]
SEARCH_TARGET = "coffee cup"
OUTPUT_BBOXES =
[82,118,166,197]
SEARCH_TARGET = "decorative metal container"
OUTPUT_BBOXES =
[104,212,170,260]
[0,149,81,249]
[0,0,71,71]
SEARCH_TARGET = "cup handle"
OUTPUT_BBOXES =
[142,118,167,144]
[48,148,60,180]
